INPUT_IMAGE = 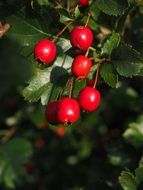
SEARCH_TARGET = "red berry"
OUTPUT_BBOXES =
[72,55,92,78]
[39,122,48,129]
[45,101,59,125]
[70,26,93,50]
[23,162,33,173]
[78,87,101,112]
[57,98,80,124]
[55,126,66,137]
[34,39,57,64]
[79,0,89,6]
[35,138,45,148]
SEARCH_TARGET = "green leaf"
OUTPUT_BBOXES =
[112,43,143,77]
[6,13,51,48]
[23,79,52,104]
[119,171,137,190]
[6,12,71,56]
[3,165,16,189]
[128,0,135,5]
[135,166,143,184]
[100,63,118,88]
[123,115,143,148]
[0,138,33,163]
[23,55,73,105]
[58,8,73,24]
[72,79,86,98]
[119,164,143,190]
[138,67,143,76]
[35,0,49,6]
[101,33,121,56]
[95,0,128,16]
[116,4,136,33]
[73,6,80,18]
[0,138,32,189]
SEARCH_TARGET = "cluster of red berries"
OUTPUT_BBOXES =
[33,0,101,125]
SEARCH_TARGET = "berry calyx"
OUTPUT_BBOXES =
[70,26,93,50]
[45,101,59,125]
[34,39,57,64]
[72,55,92,78]
[79,0,89,6]
[57,98,80,124]
[78,87,101,112]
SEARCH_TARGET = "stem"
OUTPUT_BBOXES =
[0,23,11,38]
[59,78,70,98]
[31,0,34,9]
[1,127,17,144]
[53,20,74,43]
[89,46,96,52]
[85,48,90,57]
[67,0,70,12]
[90,57,94,61]
[69,77,74,98]
[93,63,100,88]
[85,12,91,27]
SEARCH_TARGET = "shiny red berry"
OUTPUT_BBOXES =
[70,26,93,50]
[72,55,92,78]
[79,0,89,6]
[34,39,57,64]
[57,98,80,124]
[45,101,59,125]
[78,87,101,112]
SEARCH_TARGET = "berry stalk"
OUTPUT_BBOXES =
[69,77,74,98]
[85,48,90,57]
[85,12,91,27]
[53,20,74,43]
[93,63,100,88]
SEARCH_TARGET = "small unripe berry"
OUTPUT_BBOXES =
[45,101,59,125]
[34,39,56,64]
[70,26,93,50]
[72,55,92,78]
[79,0,89,6]
[78,87,101,112]
[57,98,80,124]
[55,126,66,137]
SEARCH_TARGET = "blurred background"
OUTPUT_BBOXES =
[0,0,143,189]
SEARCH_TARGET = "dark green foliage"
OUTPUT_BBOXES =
[0,0,143,189]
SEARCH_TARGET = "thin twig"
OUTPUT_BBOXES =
[85,12,91,27]
[53,20,74,42]
[93,63,100,88]
[1,127,17,144]
[85,48,90,57]
[0,23,11,38]
[89,46,96,52]
[69,77,74,98]
[67,0,70,12]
